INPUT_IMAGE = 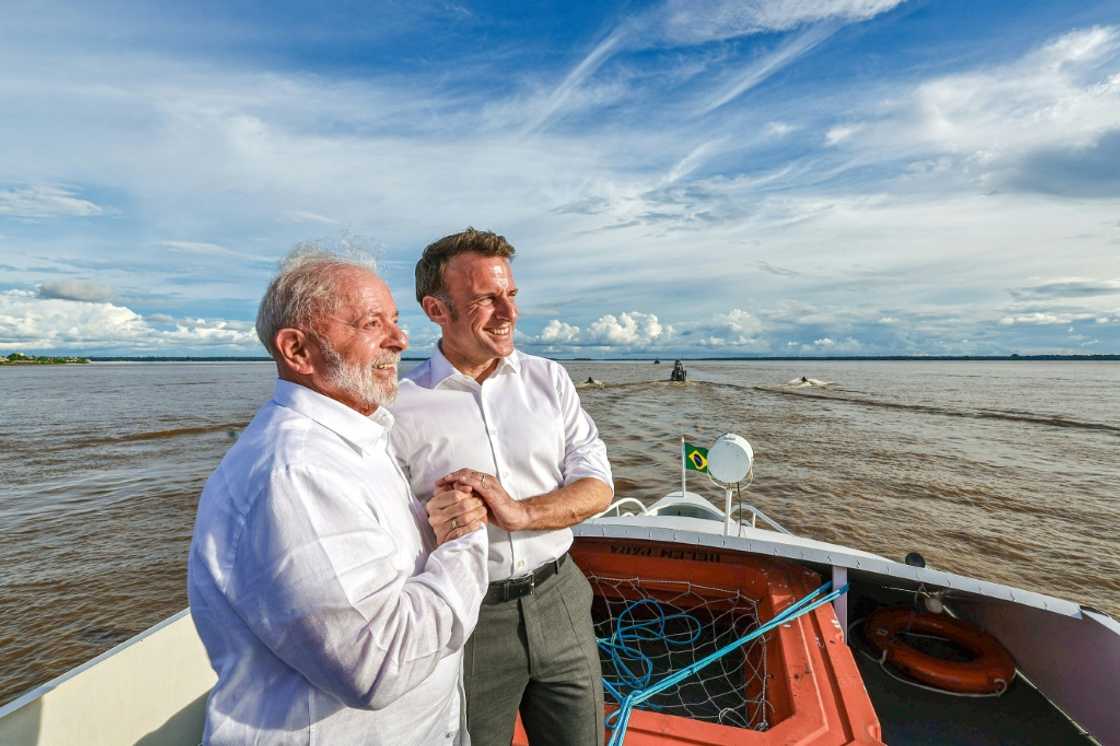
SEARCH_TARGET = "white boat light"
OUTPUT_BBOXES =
[708,433,753,484]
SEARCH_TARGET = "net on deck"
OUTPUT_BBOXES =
[589,574,771,731]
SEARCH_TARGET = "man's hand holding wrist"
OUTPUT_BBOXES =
[436,469,530,532]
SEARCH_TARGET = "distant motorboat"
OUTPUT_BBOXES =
[786,376,833,388]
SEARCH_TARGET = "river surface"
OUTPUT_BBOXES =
[1,359,1117,705]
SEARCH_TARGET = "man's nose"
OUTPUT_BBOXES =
[495,295,517,320]
[386,321,409,351]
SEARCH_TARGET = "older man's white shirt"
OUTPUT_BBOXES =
[390,348,612,581]
[188,380,488,746]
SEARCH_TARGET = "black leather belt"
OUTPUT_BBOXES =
[483,554,567,605]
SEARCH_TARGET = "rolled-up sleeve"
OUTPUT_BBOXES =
[226,464,488,710]
[554,366,613,491]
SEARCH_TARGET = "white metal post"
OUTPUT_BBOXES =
[680,435,686,499]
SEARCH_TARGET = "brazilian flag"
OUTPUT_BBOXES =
[684,442,709,473]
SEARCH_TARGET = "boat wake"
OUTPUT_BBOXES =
[114,423,248,443]
[784,377,835,389]
[754,385,1120,435]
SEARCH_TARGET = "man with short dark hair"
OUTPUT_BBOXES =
[188,248,489,745]
[390,228,613,746]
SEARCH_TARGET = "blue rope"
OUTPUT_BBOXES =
[603,581,849,746]
[597,598,704,708]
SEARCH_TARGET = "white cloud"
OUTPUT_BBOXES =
[825,123,863,145]
[653,0,905,45]
[766,121,796,137]
[160,240,232,255]
[522,29,627,134]
[159,240,276,264]
[716,308,763,335]
[522,0,905,130]
[662,138,726,184]
[0,185,102,219]
[678,308,768,348]
[834,26,1120,186]
[540,319,581,343]
[286,210,339,225]
[0,290,258,351]
[702,22,844,113]
[803,336,862,352]
[998,312,1097,326]
[586,312,672,347]
[526,308,771,352]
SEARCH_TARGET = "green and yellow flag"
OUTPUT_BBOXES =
[683,442,709,473]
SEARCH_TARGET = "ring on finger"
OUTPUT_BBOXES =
[450,517,459,530]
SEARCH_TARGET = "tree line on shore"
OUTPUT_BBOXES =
[0,352,90,365]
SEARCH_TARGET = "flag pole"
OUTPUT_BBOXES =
[680,435,686,498]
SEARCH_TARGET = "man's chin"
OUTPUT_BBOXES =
[370,381,398,406]
[486,339,515,357]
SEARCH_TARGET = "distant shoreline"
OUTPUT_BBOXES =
[0,355,90,366]
[65,353,1120,362]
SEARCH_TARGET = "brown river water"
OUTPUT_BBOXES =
[1,359,1117,706]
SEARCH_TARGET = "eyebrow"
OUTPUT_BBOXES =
[471,286,518,299]
[364,309,400,320]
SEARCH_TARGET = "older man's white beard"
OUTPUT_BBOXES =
[319,340,400,408]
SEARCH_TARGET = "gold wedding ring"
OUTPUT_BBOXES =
[481,474,487,488]
[450,518,459,530]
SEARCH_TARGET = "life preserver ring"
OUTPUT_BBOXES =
[864,608,1015,694]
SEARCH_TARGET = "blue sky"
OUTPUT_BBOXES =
[1,0,1118,357]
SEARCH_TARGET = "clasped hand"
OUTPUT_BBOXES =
[434,469,530,534]
[426,487,487,546]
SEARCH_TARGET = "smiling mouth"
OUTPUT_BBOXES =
[486,326,512,337]
[371,356,399,371]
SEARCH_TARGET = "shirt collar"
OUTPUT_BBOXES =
[272,379,393,453]
[430,342,521,388]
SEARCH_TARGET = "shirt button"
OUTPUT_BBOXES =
[517,560,526,569]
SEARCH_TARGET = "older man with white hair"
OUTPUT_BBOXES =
[188,247,489,746]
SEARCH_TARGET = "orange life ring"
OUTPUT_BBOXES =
[864,608,1015,694]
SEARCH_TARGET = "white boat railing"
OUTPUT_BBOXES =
[594,497,651,518]
[729,503,791,534]
[596,495,791,535]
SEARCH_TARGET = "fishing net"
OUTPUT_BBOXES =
[589,574,771,731]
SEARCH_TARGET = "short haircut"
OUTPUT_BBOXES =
[414,227,516,304]
[255,243,378,359]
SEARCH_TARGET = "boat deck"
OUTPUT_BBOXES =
[855,651,1095,745]
[847,584,1097,746]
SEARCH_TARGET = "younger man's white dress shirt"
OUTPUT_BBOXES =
[188,380,488,746]
[390,348,612,581]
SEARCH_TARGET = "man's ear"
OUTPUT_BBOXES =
[421,295,451,325]
[275,328,315,376]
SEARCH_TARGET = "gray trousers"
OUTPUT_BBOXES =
[463,558,605,746]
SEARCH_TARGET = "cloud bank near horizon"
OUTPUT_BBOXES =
[1,1,1118,357]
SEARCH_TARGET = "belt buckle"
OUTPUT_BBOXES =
[504,573,535,602]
